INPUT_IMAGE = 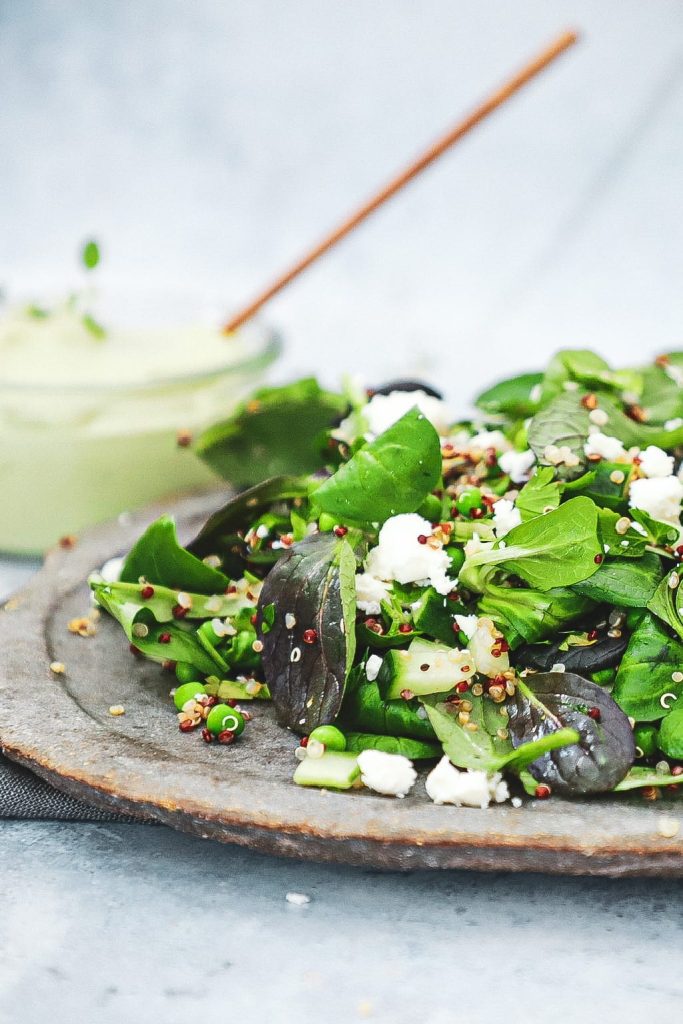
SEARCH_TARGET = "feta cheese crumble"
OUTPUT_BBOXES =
[492,498,522,538]
[467,429,512,453]
[364,513,456,595]
[498,448,535,483]
[638,445,674,479]
[425,757,509,808]
[629,475,683,526]
[344,389,452,440]
[453,614,478,640]
[357,749,417,798]
[584,432,627,461]
[355,572,392,614]
[365,653,383,682]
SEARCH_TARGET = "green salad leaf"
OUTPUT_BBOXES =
[515,467,561,521]
[312,407,442,524]
[648,570,683,640]
[657,705,683,759]
[195,379,347,486]
[613,613,683,720]
[343,732,440,760]
[527,392,589,479]
[475,371,543,417]
[572,551,663,607]
[339,671,437,741]
[121,516,229,594]
[478,582,594,647]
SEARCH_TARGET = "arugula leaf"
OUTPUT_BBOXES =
[121,516,229,594]
[648,570,683,640]
[421,693,577,774]
[95,585,226,675]
[339,677,437,740]
[507,673,635,794]
[515,467,561,521]
[572,551,663,607]
[527,392,590,479]
[460,497,601,593]
[613,613,683,720]
[312,407,442,524]
[195,379,347,486]
[475,371,543,418]
[257,533,357,732]
[478,582,594,647]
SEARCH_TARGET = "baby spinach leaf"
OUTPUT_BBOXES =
[478,583,594,647]
[598,509,647,559]
[343,732,440,760]
[648,571,683,640]
[507,673,635,794]
[257,533,357,732]
[95,585,226,675]
[656,706,683,759]
[312,407,441,524]
[515,467,561,521]
[572,552,663,607]
[629,509,680,548]
[461,497,601,593]
[121,516,229,594]
[421,694,577,774]
[339,669,437,740]
[638,362,683,425]
[567,461,633,512]
[527,393,589,479]
[475,371,543,418]
[195,379,347,486]
[592,395,683,449]
[613,613,683,720]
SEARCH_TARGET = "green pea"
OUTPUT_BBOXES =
[416,493,442,523]
[173,682,207,711]
[455,487,482,516]
[308,725,347,751]
[176,661,202,684]
[206,703,245,737]
[633,723,659,758]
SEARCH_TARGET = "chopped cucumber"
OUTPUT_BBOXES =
[203,678,271,701]
[344,732,440,760]
[412,588,464,645]
[378,640,474,699]
[293,751,361,790]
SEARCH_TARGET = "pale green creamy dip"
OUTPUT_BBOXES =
[0,303,279,554]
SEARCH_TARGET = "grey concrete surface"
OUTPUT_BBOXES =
[0,821,682,1024]
[1,1,683,1019]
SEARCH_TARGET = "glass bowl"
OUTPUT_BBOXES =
[0,296,281,555]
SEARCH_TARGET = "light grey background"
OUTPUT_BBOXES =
[1,2,682,1020]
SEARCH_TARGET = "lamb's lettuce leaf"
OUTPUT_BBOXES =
[121,516,229,594]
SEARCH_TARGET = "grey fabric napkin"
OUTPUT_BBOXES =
[0,753,146,822]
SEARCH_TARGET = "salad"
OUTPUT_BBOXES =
[90,348,683,807]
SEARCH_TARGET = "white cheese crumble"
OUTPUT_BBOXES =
[467,617,510,677]
[492,498,522,538]
[467,429,511,453]
[453,614,478,640]
[355,572,392,614]
[285,892,310,906]
[498,448,536,483]
[584,432,627,461]
[365,513,456,595]
[638,445,674,479]
[99,556,124,582]
[629,475,683,526]
[365,653,383,682]
[357,749,417,798]
[425,757,509,808]
[350,389,452,440]
[588,408,609,427]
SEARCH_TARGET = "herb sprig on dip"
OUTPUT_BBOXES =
[90,350,683,806]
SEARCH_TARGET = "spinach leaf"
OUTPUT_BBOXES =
[475,371,543,418]
[612,613,683,720]
[194,379,347,485]
[638,362,683,424]
[95,585,226,675]
[478,582,594,647]
[540,350,642,403]
[339,677,437,740]
[572,552,663,607]
[257,533,357,732]
[515,467,561,521]
[187,475,308,563]
[461,497,601,593]
[591,395,683,449]
[527,393,590,479]
[629,509,680,548]
[656,706,683,759]
[421,693,577,774]
[598,508,647,559]
[344,732,440,760]
[121,516,229,594]
[507,673,635,794]
[648,570,683,640]
[567,461,633,512]
[312,407,442,524]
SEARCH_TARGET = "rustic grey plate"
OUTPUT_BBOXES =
[1,491,682,875]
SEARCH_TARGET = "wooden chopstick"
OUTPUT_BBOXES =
[223,29,578,334]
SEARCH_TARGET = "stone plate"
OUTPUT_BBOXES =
[1,491,682,876]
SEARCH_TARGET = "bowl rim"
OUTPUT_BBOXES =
[0,321,283,396]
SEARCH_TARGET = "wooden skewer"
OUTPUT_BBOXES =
[223,29,578,334]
